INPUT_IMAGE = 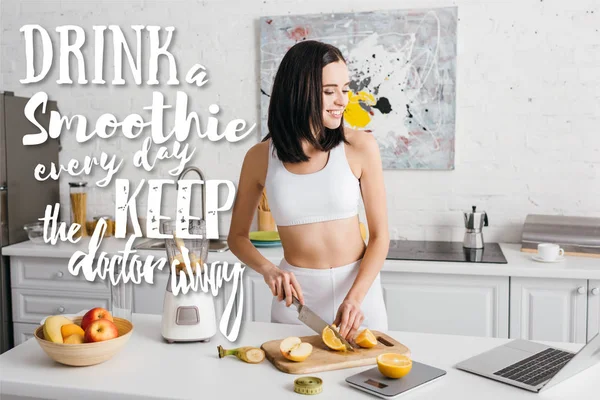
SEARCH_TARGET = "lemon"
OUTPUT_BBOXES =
[355,328,377,349]
[321,325,347,351]
[377,353,412,379]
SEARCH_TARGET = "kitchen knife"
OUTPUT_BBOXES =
[287,295,356,351]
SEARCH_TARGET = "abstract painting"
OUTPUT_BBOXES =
[260,7,457,170]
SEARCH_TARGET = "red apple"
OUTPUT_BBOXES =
[84,319,119,343]
[81,307,113,332]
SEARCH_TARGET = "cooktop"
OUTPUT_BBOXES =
[386,240,508,264]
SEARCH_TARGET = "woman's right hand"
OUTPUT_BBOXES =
[263,265,305,307]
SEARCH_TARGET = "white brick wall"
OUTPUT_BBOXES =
[1,0,598,243]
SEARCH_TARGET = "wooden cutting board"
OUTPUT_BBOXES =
[261,331,410,374]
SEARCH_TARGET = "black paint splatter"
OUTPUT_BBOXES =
[373,97,392,114]
[406,104,413,118]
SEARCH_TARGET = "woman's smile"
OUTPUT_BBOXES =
[327,109,344,118]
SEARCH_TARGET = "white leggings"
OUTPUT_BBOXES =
[270,258,389,332]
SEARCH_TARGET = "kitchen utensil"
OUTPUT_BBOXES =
[261,331,410,374]
[160,219,216,343]
[537,243,565,261]
[69,181,88,237]
[94,215,114,236]
[286,294,355,351]
[23,222,45,244]
[34,316,133,367]
[346,361,446,399]
[251,240,282,248]
[521,214,600,258]
[532,255,565,263]
[463,206,488,249]
[249,230,280,242]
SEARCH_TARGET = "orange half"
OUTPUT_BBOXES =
[322,325,346,351]
[377,353,412,379]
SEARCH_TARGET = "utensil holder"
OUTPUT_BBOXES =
[258,210,276,231]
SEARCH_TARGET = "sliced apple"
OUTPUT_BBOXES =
[43,315,74,343]
[280,336,313,362]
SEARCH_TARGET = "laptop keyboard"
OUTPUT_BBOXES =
[493,348,575,387]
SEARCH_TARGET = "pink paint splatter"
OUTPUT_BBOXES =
[394,136,410,155]
[287,26,309,40]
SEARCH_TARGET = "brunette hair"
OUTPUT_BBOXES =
[263,40,349,163]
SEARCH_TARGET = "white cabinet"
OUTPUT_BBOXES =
[132,271,170,315]
[10,256,110,345]
[587,279,600,342]
[13,322,37,346]
[242,272,273,323]
[381,272,509,338]
[11,288,110,324]
[510,277,588,344]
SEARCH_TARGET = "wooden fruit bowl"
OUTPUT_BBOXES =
[34,316,134,367]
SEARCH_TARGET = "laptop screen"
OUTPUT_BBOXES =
[542,333,600,391]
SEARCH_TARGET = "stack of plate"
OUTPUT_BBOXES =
[249,231,281,248]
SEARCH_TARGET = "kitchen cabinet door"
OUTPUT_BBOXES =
[242,271,273,323]
[381,272,509,338]
[510,277,588,344]
[13,322,37,346]
[12,288,110,324]
[132,270,170,315]
[588,279,600,343]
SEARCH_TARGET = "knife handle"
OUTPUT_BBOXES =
[281,292,302,309]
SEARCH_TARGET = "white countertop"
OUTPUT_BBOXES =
[3,237,600,279]
[0,313,597,400]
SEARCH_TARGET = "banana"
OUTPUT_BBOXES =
[217,345,265,364]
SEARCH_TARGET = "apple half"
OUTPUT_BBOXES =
[280,337,313,362]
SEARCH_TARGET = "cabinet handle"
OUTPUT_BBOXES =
[58,306,65,313]
[56,271,64,278]
[592,288,600,296]
[577,286,586,295]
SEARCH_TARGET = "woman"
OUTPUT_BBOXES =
[227,40,389,340]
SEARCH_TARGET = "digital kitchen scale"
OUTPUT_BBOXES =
[346,361,446,398]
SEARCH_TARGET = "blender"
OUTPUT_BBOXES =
[160,219,217,343]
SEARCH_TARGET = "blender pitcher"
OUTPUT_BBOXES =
[160,219,217,343]
[163,219,209,276]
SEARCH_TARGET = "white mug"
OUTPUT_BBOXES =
[537,243,565,261]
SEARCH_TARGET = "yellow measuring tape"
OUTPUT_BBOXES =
[294,376,323,395]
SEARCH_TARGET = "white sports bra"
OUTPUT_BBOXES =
[264,140,361,226]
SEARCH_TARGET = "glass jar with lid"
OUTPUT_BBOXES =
[69,182,88,237]
[93,215,114,237]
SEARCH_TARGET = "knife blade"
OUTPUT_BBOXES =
[288,295,356,351]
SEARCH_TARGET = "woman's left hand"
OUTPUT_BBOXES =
[333,299,364,340]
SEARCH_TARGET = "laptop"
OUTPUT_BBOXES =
[455,332,600,392]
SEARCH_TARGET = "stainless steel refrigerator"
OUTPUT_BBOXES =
[0,91,60,354]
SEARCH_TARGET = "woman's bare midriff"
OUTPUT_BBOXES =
[275,215,366,269]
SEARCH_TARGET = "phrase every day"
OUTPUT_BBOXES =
[18,24,255,341]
